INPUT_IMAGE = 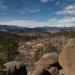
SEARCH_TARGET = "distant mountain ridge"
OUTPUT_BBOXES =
[0,25,75,33]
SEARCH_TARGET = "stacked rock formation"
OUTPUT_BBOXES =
[29,52,62,75]
[35,53,58,69]
[59,39,75,75]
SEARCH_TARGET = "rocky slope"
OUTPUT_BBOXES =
[0,25,75,75]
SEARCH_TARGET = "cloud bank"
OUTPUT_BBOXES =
[0,17,75,27]
[56,5,75,15]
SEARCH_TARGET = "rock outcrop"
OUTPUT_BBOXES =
[59,39,75,75]
[4,61,21,72]
[31,53,62,75]
[35,53,58,69]
[31,67,51,75]
[4,61,27,75]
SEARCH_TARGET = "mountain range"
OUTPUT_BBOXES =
[0,25,75,33]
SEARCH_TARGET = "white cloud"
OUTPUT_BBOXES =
[18,8,40,14]
[65,5,75,10]
[0,17,75,27]
[0,20,44,28]
[29,9,40,13]
[56,5,75,15]
[40,0,54,3]
[41,0,49,3]
[55,17,75,27]
[45,17,75,27]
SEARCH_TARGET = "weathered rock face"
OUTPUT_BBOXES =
[4,61,21,72]
[48,67,59,75]
[4,61,27,75]
[31,67,51,75]
[35,53,58,69]
[59,39,75,75]
[29,52,62,75]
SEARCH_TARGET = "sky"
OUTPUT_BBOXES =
[0,0,75,27]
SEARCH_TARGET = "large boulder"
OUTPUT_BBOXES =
[59,39,75,75]
[4,61,27,75]
[4,61,21,72]
[35,52,58,69]
[31,67,51,75]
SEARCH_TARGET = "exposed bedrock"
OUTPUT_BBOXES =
[59,39,75,75]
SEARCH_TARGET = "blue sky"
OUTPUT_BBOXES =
[0,0,75,27]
